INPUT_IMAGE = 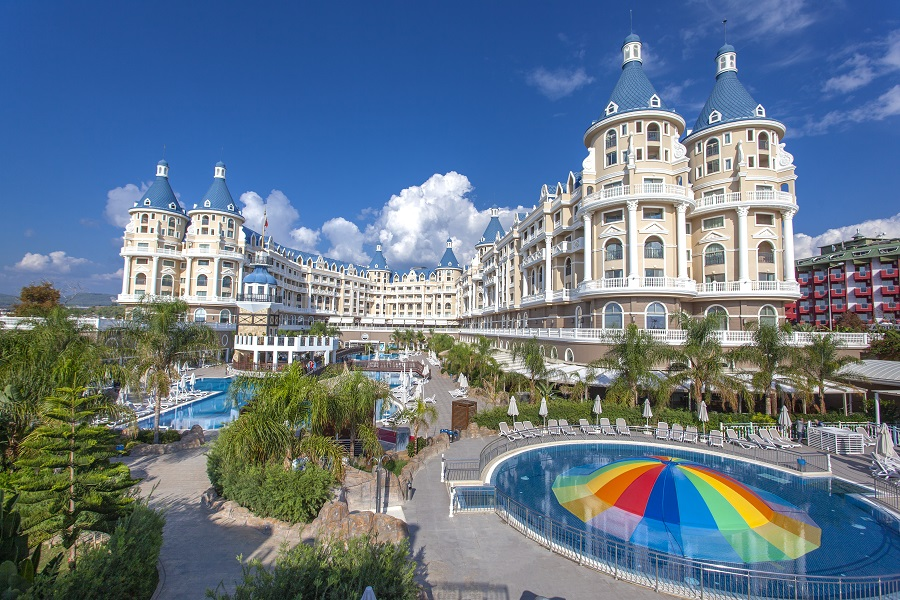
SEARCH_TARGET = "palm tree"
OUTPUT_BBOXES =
[591,324,670,407]
[668,311,743,412]
[323,369,388,460]
[124,299,218,443]
[564,363,598,402]
[731,322,794,415]
[398,398,438,456]
[792,334,861,414]
[510,337,547,401]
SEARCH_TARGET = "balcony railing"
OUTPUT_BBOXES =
[757,252,775,263]
[694,190,794,209]
[236,293,283,303]
[696,281,800,294]
[521,249,546,267]
[583,183,688,204]
[704,252,725,266]
[643,248,664,259]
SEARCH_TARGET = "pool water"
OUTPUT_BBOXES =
[491,443,900,578]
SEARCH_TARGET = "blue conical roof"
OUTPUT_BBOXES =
[691,70,762,135]
[478,214,505,246]
[605,60,668,117]
[243,265,277,286]
[438,238,461,269]
[369,245,389,270]
[137,164,185,215]
[192,164,241,216]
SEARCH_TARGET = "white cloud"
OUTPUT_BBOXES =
[823,30,900,94]
[321,218,370,264]
[238,190,300,243]
[526,67,594,100]
[89,268,124,282]
[13,251,90,274]
[823,54,876,93]
[809,84,900,134]
[794,212,900,260]
[104,182,149,228]
[289,226,321,252]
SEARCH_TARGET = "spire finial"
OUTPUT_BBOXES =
[723,19,728,44]
[162,143,166,159]
[630,9,633,33]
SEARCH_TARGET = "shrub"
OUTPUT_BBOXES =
[206,536,419,600]
[217,461,334,524]
[406,438,427,457]
[36,502,164,600]
[123,429,182,450]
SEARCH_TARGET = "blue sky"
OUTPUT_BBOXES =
[1,0,899,295]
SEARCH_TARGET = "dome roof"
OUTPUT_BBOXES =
[691,70,762,135]
[158,159,169,167]
[191,164,241,216]
[243,265,277,286]
[438,238,461,269]
[717,43,736,57]
[215,161,226,168]
[135,168,185,216]
[623,33,641,44]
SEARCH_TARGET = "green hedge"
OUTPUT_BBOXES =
[207,536,419,600]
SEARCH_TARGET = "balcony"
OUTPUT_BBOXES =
[829,272,845,283]
[829,288,845,298]
[853,271,872,282]
[578,277,697,297]
[521,293,546,306]
[813,289,827,299]
[694,190,794,210]
[853,303,873,313]
[798,305,810,314]
[813,274,827,284]
[582,183,689,212]
[696,280,800,295]
[883,285,899,296]
[522,249,546,268]
[831,304,846,313]
[883,268,899,279]
[853,287,872,297]
[884,303,900,312]
[813,305,827,314]
[120,246,181,258]
[800,291,810,300]
[550,237,584,257]
[236,293,283,303]
[757,252,775,264]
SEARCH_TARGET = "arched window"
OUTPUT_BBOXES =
[565,348,575,363]
[564,257,572,276]
[194,308,207,323]
[219,309,231,323]
[574,306,583,328]
[644,237,664,259]
[201,215,209,226]
[538,267,543,286]
[706,305,729,330]
[160,274,173,288]
[135,273,146,286]
[647,122,660,142]
[605,129,617,149]
[445,302,451,310]
[758,132,769,151]
[646,302,667,330]
[757,242,775,264]
[222,275,233,288]
[759,305,778,327]
[196,274,208,287]
[706,139,720,173]
[603,303,623,329]
[141,214,149,224]
[704,244,725,266]
[227,218,234,229]
[168,217,176,229]
[605,240,623,261]
[549,346,558,359]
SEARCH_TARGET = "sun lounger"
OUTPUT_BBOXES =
[513,421,536,438]
[759,428,795,449]
[578,418,598,434]
[423,395,436,404]
[748,432,776,450]
[655,422,670,440]
[872,453,899,479]
[726,428,755,449]
[448,389,467,397]
[766,427,801,448]
[498,422,523,441]
[598,417,616,436]
[670,423,684,442]
[708,430,724,447]
[684,426,699,444]
[548,419,561,435]
[523,421,545,436]
[557,419,577,435]
[615,418,632,436]
[856,426,877,447]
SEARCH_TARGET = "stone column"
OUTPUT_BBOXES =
[121,258,131,295]
[782,209,797,282]
[213,258,221,299]
[544,235,552,297]
[583,212,593,282]
[736,206,750,284]
[183,259,193,298]
[149,256,160,295]
[676,203,688,279]
[626,200,639,285]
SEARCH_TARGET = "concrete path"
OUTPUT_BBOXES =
[123,443,291,600]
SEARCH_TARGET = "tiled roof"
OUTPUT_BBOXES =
[601,60,673,121]
[369,246,389,270]
[478,215,505,246]
[138,172,185,216]
[691,70,763,135]
[438,239,461,269]
[193,166,241,216]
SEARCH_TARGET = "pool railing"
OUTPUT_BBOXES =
[451,485,900,600]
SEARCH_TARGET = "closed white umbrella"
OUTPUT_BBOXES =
[876,424,897,460]
[642,398,653,427]
[507,395,519,423]
[539,396,549,429]
[459,373,468,389]
[360,586,377,600]
[698,400,709,435]
[592,395,602,427]
[778,404,792,436]
[189,373,196,390]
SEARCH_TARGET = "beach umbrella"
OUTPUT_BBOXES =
[877,424,897,460]
[459,373,468,389]
[189,373,196,390]
[552,456,821,563]
[778,404,792,435]
[360,586,377,600]
[507,395,519,423]
[592,395,602,427]
[539,397,549,429]
[698,400,709,435]
[642,398,653,427]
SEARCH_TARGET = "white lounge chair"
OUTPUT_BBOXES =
[498,422,522,441]
[548,419,561,435]
[726,428,755,449]
[708,430,724,447]
[748,432,776,450]
[558,419,577,435]
[523,420,545,436]
[872,453,899,479]
[615,418,632,436]
[423,395,436,405]
[579,418,598,434]
[448,389,467,398]
[759,428,794,449]
[856,426,877,447]
[599,417,616,436]
[655,422,670,440]
[684,426,699,444]
[767,427,801,448]
[670,423,684,442]
[514,421,536,438]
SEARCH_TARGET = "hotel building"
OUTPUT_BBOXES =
[117,34,835,365]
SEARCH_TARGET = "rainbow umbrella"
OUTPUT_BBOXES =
[552,456,820,564]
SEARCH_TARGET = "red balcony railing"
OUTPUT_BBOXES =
[883,286,899,296]
[829,272,845,283]
[853,271,872,282]
[883,303,899,312]
[853,304,873,313]
[854,287,872,297]
[798,305,810,314]
[813,274,827,284]
[831,304,846,313]
[882,267,899,279]
[830,288,846,298]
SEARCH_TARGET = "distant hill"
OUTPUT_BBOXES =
[0,294,18,308]
[63,293,117,307]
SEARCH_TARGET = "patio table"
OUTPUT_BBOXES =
[807,426,864,455]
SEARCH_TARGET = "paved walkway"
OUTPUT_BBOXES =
[123,441,292,600]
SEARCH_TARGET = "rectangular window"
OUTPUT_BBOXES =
[606,151,618,167]
[705,273,725,283]
[748,156,756,167]
[747,129,755,141]
[724,158,732,170]
[162,260,175,267]
[706,158,720,173]
[223,261,234,269]
[136,258,149,265]
[636,148,643,160]
[664,149,669,162]
[605,269,623,279]
[702,216,725,230]
[760,272,776,281]
[636,121,643,133]
[663,123,669,135]
[642,207,664,220]
[137,242,149,248]
[685,223,692,234]
[199,243,210,250]
[695,142,702,153]
[196,291,207,298]
[622,151,629,164]
[198,259,210,266]
[603,209,624,224]
[647,147,660,160]
[621,123,627,135]
[696,166,703,179]
[755,213,775,226]
[724,132,732,144]
[645,268,664,278]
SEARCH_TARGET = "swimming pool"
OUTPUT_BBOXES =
[490,442,900,587]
